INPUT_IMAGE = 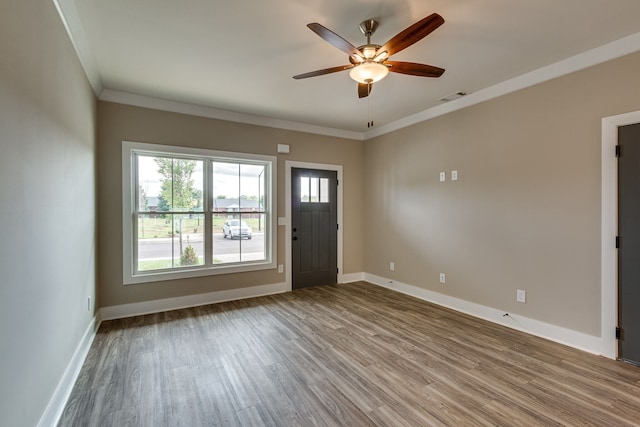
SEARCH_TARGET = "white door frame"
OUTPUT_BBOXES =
[601,110,640,359]
[285,161,343,291]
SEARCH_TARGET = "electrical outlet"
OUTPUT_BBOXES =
[389,262,395,271]
[451,170,458,181]
[439,273,446,284]
[278,264,284,273]
[516,289,526,303]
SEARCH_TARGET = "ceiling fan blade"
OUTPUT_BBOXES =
[307,23,363,58]
[358,83,372,98]
[376,13,444,58]
[293,65,353,79]
[385,61,445,77]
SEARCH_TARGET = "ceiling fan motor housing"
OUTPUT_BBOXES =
[359,19,379,41]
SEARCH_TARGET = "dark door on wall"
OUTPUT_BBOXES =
[618,122,640,366]
[291,168,338,290]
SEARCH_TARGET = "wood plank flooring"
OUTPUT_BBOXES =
[59,282,640,426]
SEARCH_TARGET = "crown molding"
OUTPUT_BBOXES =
[364,31,640,139]
[54,0,640,142]
[99,90,364,140]
[53,0,103,95]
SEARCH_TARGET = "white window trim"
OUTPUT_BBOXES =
[122,141,277,285]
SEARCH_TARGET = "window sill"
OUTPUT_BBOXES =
[124,260,276,285]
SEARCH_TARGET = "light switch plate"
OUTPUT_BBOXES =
[439,172,446,182]
[451,170,458,181]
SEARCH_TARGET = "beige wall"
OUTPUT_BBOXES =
[0,1,98,426]
[97,102,364,307]
[364,52,640,336]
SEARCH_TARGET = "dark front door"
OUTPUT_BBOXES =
[291,168,337,290]
[618,122,640,366]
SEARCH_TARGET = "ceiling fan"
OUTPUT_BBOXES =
[293,13,445,98]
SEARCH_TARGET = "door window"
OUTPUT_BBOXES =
[300,177,330,203]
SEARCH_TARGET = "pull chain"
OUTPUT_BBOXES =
[367,85,374,128]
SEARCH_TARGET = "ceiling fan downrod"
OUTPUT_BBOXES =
[358,19,379,44]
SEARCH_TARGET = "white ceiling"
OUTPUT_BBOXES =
[56,0,640,137]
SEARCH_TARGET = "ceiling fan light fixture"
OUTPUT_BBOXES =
[373,51,389,62]
[349,62,389,84]
[362,46,377,59]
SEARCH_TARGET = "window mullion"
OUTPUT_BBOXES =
[204,159,213,266]
[238,165,243,262]
[133,154,140,274]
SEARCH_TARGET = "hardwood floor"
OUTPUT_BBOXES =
[59,282,640,426]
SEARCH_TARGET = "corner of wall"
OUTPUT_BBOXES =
[37,315,101,427]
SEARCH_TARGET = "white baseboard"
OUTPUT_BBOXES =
[364,273,604,357]
[340,272,365,283]
[38,315,100,427]
[37,275,605,427]
[100,282,289,320]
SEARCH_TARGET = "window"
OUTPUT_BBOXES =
[300,177,330,203]
[123,141,276,284]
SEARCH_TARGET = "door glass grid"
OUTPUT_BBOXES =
[300,177,330,203]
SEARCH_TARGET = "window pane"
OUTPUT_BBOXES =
[136,213,204,271]
[213,162,240,214]
[241,213,266,262]
[301,177,309,202]
[320,178,329,203]
[214,213,241,263]
[239,164,265,211]
[138,155,203,212]
[213,213,265,264]
[137,155,162,212]
[310,177,319,202]
[168,159,202,212]
[173,214,205,267]
[137,213,174,271]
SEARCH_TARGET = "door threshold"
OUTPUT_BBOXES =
[619,357,640,368]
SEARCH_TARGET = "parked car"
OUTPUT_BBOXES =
[223,219,253,239]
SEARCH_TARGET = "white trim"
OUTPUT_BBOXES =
[122,140,277,285]
[365,273,603,356]
[92,34,639,141]
[285,162,344,291]
[601,110,640,359]
[37,315,100,427]
[55,0,640,142]
[365,32,640,139]
[340,272,365,284]
[101,90,363,141]
[100,282,288,320]
[52,0,103,95]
